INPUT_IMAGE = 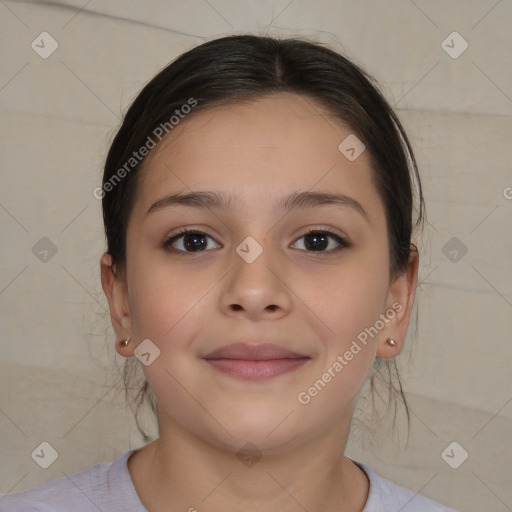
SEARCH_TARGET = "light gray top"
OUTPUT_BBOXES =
[0,449,456,511]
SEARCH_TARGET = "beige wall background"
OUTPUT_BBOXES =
[0,1,511,510]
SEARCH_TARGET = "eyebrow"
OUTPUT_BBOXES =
[146,190,368,220]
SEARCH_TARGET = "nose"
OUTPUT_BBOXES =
[220,240,292,321]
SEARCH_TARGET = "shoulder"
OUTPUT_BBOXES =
[355,461,457,512]
[0,450,144,512]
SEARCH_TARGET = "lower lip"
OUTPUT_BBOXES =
[204,358,309,380]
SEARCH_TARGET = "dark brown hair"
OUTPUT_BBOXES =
[102,35,424,442]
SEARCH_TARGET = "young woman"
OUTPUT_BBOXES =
[0,35,456,511]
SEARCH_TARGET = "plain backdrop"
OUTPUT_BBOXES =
[0,1,511,510]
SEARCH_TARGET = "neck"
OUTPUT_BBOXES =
[128,411,369,512]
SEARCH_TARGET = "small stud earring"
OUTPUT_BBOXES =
[121,337,130,346]
[387,338,397,346]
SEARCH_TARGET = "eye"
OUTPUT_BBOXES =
[291,228,350,254]
[163,228,221,254]
[162,226,350,255]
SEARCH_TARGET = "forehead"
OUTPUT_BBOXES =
[134,93,383,219]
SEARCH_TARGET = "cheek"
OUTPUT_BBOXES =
[304,250,389,341]
[125,250,221,380]
[296,283,386,416]
[127,251,212,340]
[298,249,389,395]
[127,264,210,422]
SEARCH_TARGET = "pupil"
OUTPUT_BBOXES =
[305,232,327,251]
[184,233,207,251]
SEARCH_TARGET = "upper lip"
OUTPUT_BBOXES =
[203,343,309,361]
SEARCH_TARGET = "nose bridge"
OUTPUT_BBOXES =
[222,232,290,316]
[232,233,274,288]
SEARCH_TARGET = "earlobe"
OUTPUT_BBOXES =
[117,336,133,357]
[377,337,400,359]
[376,246,419,358]
[100,252,133,355]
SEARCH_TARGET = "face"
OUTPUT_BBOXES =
[102,93,417,454]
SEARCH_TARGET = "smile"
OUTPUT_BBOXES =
[202,342,311,380]
[204,358,310,380]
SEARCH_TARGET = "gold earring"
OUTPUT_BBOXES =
[120,337,130,346]
[387,338,397,346]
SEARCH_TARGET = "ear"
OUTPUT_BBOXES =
[376,245,419,358]
[100,252,134,357]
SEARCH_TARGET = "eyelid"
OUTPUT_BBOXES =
[294,224,349,241]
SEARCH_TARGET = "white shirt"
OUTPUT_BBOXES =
[0,449,456,511]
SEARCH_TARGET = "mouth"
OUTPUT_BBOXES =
[202,342,311,380]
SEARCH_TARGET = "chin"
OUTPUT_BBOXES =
[205,410,308,456]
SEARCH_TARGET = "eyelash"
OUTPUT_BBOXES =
[162,226,350,256]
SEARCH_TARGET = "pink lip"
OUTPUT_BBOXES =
[202,343,310,380]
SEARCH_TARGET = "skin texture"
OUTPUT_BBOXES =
[101,93,419,512]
